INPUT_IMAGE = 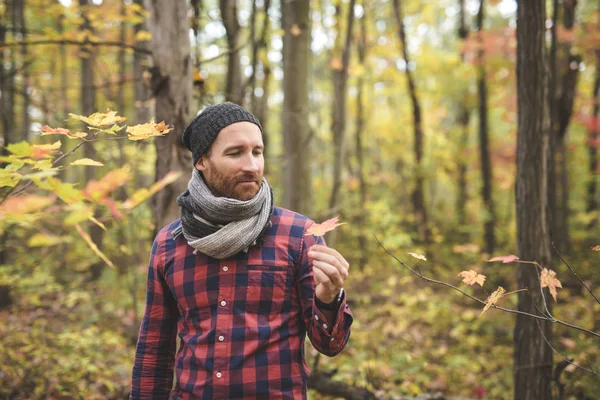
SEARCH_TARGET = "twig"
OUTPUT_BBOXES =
[552,241,600,305]
[375,236,600,340]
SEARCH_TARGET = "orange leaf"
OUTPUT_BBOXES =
[486,254,519,263]
[540,268,562,302]
[82,167,130,201]
[304,216,345,237]
[458,270,486,286]
[0,194,56,217]
[480,286,506,316]
[591,245,600,251]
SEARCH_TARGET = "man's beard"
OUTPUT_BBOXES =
[205,169,261,201]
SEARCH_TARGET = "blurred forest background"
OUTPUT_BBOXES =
[0,0,599,398]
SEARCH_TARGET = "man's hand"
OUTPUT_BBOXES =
[308,245,350,303]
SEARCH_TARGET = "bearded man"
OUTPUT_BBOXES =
[130,102,353,399]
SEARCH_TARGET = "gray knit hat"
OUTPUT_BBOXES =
[182,102,263,164]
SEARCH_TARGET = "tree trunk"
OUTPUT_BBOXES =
[16,0,29,141]
[282,0,312,216]
[549,0,579,255]
[79,0,104,281]
[1,0,16,154]
[456,0,470,233]
[134,0,152,126]
[392,0,429,243]
[149,0,194,230]
[514,1,553,399]
[220,0,244,105]
[329,0,356,217]
[355,7,368,270]
[588,49,600,221]
[476,0,495,254]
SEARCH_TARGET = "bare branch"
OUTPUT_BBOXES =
[552,241,600,305]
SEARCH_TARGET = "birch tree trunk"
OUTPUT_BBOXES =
[149,0,194,230]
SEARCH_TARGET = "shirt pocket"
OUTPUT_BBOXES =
[245,264,294,315]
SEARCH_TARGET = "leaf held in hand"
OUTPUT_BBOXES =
[480,286,506,316]
[408,252,427,261]
[458,270,486,286]
[304,216,345,237]
[486,254,520,263]
[540,268,562,302]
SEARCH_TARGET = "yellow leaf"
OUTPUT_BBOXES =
[304,216,346,237]
[135,30,152,41]
[126,120,172,141]
[39,125,88,139]
[28,233,71,247]
[70,158,104,167]
[540,268,562,302]
[122,171,182,209]
[64,204,94,226]
[592,245,600,251]
[480,286,506,316]
[75,224,116,269]
[88,216,107,231]
[458,270,486,286]
[407,252,427,261]
[69,110,126,127]
[290,24,301,36]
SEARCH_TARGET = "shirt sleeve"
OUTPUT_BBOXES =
[297,228,353,357]
[130,235,179,399]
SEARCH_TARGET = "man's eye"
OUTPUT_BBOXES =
[228,152,240,157]
[253,151,263,156]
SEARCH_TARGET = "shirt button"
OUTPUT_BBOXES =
[223,266,228,272]
[322,323,328,330]
[216,372,222,378]
[330,337,335,342]
[220,300,226,306]
[218,335,225,342]
[314,315,319,321]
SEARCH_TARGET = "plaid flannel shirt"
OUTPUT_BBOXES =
[130,207,353,399]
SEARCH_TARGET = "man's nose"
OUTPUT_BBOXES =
[241,153,260,172]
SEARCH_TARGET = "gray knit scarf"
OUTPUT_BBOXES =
[175,170,273,259]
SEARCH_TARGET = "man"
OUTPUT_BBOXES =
[130,102,353,399]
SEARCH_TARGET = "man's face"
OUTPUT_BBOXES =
[195,122,264,201]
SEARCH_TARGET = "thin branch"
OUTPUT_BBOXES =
[536,319,600,378]
[552,241,600,305]
[375,236,600,340]
[1,39,152,54]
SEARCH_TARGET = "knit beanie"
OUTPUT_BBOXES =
[182,102,263,164]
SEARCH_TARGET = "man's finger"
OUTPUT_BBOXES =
[309,245,350,271]
[313,261,344,287]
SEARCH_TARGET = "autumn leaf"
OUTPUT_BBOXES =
[304,216,345,237]
[408,252,427,261]
[458,270,486,286]
[135,30,152,41]
[540,268,562,302]
[591,245,600,251]
[126,119,172,141]
[122,171,182,210]
[480,286,506,316]
[39,125,87,139]
[69,110,126,127]
[0,195,56,217]
[83,167,131,202]
[7,141,61,159]
[70,158,104,167]
[486,254,519,263]
[75,224,116,269]
[290,24,302,36]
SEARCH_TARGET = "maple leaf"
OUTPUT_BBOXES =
[70,158,104,167]
[458,270,486,286]
[408,252,427,261]
[486,254,519,263]
[591,245,600,251]
[39,125,87,139]
[540,268,562,302]
[122,171,182,210]
[480,286,506,316]
[83,167,131,202]
[304,216,345,237]
[126,119,172,141]
[0,194,56,217]
[69,110,126,127]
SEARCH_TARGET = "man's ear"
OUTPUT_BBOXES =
[195,156,207,171]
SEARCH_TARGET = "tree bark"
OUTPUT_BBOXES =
[149,0,194,230]
[456,0,470,231]
[133,0,152,126]
[79,0,104,281]
[16,0,29,141]
[476,0,495,254]
[514,1,553,399]
[392,0,429,243]
[220,0,244,105]
[1,0,16,154]
[282,0,312,216]
[588,49,600,220]
[329,0,356,217]
[355,6,368,270]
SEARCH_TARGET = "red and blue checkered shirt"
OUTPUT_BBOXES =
[130,207,353,399]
